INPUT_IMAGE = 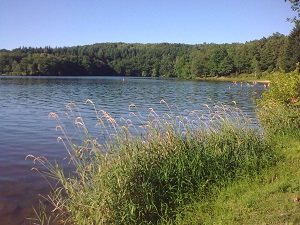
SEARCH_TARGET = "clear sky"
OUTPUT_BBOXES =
[0,0,297,50]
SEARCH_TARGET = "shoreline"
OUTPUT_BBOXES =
[1,74,271,84]
[195,76,270,83]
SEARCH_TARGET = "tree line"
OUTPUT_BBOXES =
[1,26,299,78]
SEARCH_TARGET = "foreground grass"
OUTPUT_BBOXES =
[177,137,300,225]
[29,101,279,225]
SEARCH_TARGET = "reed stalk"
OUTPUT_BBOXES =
[29,99,277,225]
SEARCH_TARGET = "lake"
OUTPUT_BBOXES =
[0,76,267,224]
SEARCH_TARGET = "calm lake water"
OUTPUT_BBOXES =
[0,76,267,224]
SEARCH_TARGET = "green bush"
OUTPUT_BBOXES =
[257,65,300,138]
[262,67,300,105]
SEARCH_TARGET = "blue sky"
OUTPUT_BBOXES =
[0,0,297,50]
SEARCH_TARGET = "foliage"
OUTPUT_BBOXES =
[263,66,300,104]
[282,25,300,71]
[285,0,300,22]
[0,32,295,78]
[257,66,300,137]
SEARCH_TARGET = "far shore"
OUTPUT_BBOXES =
[195,75,270,83]
[0,73,271,84]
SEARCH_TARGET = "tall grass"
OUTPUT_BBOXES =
[256,101,300,140]
[29,100,277,225]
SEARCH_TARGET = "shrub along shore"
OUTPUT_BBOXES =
[29,68,300,224]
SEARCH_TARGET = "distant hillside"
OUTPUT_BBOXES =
[1,28,299,78]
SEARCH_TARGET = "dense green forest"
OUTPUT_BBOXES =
[1,25,300,78]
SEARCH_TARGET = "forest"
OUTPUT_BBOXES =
[0,25,299,79]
